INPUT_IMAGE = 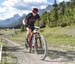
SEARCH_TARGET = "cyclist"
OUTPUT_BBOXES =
[23,8,40,52]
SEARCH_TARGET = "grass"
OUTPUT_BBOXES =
[41,26,75,50]
[0,36,7,46]
[41,26,75,46]
[0,25,75,51]
[1,56,17,63]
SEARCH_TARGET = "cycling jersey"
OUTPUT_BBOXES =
[25,13,40,26]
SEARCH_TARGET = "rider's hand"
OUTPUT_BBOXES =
[23,19,28,27]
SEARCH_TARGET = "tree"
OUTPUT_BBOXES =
[41,11,48,25]
[53,0,58,26]
[40,0,75,27]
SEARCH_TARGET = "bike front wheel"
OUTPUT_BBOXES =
[34,34,48,60]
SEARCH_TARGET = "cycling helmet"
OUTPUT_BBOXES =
[32,8,38,13]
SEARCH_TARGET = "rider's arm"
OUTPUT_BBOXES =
[23,18,25,25]
[22,17,28,27]
[23,13,31,26]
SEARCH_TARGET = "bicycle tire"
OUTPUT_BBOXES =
[33,34,48,60]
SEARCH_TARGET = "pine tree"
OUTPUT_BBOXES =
[53,0,58,26]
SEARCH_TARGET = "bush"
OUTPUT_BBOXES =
[20,25,26,32]
[61,23,67,27]
[40,21,46,28]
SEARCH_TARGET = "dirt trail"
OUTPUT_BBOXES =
[2,37,75,64]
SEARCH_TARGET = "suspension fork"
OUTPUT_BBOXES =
[38,34,42,48]
[35,33,42,48]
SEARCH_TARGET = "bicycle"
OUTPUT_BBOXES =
[25,26,48,60]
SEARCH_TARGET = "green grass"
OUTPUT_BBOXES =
[2,56,17,63]
[41,26,75,46]
[0,36,7,46]
[8,31,25,45]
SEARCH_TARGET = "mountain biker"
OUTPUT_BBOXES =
[23,8,40,52]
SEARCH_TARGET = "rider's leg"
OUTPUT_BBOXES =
[28,29,33,49]
[25,28,33,52]
[26,29,32,52]
[26,28,30,40]
[25,28,32,48]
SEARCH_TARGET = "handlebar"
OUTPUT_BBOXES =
[34,26,40,29]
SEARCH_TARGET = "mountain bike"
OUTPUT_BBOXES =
[25,26,48,60]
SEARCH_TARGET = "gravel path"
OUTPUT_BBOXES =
[2,37,75,64]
